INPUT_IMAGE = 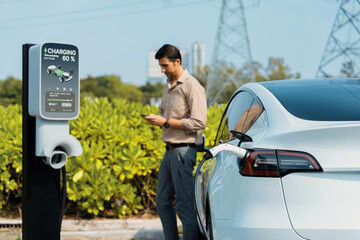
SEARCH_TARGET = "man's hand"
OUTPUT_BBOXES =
[144,114,186,129]
[144,114,167,127]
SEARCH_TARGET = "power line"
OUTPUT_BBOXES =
[0,0,30,3]
[0,0,158,23]
[0,0,217,31]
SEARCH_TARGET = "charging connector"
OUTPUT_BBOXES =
[204,143,248,160]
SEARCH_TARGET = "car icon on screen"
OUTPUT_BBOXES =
[47,65,73,83]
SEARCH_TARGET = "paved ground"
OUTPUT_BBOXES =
[61,218,168,240]
[0,218,183,240]
[0,230,20,240]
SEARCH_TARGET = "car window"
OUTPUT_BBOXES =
[246,111,267,136]
[214,91,263,145]
[261,79,360,121]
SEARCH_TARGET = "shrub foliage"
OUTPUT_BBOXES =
[0,98,224,218]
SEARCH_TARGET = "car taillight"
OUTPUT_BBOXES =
[240,150,279,177]
[277,150,322,176]
[239,149,322,177]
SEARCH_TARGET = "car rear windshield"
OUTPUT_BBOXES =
[260,79,360,121]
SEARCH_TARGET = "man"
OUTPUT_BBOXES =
[144,44,207,240]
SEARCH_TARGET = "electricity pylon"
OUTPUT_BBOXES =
[317,0,360,78]
[206,0,256,105]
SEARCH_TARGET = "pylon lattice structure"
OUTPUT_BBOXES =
[317,0,360,78]
[206,0,255,106]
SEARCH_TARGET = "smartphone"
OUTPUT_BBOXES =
[140,114,147,118]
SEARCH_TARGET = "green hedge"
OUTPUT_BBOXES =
[0,98,225,218]
[0,104,22,209]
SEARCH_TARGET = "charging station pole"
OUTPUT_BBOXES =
[23,44,62,239]
[22,43,82,240]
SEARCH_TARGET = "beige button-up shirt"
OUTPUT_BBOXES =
[159,69,207,145]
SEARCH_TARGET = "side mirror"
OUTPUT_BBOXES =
[230,130,253,146]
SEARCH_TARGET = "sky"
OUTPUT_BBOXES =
[0,0,340,86]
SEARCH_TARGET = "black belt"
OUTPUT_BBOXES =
[165,143,196,151]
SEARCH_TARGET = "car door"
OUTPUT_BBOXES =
[195,90,265,237]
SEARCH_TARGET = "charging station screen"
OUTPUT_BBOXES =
[45,92,75,112]
[41,43,79,119]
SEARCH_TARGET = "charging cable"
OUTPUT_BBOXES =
[194,143,248,240]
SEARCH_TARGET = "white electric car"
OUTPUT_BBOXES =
[47,65,73,83]
[195,79,360,240]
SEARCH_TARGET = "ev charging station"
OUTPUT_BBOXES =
[22,43,82,240]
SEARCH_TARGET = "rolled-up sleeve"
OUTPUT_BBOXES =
[180,81,207,132]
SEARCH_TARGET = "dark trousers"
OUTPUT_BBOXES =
[156,145,200,240]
